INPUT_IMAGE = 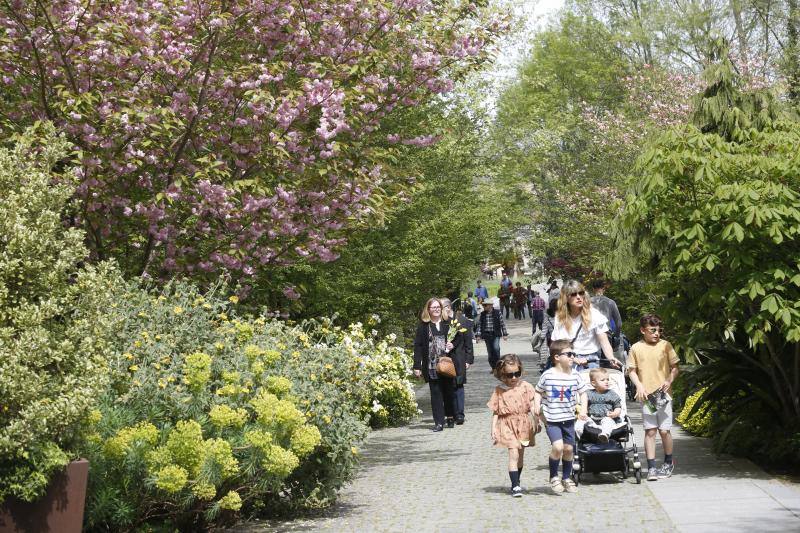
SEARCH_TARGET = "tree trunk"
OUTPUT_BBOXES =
[729,0,748,61]
[788,0,800,102]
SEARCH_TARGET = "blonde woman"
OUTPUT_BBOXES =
[550,280,621,370]
[413,297,456,431]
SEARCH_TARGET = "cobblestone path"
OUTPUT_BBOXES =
[245,318,674,532]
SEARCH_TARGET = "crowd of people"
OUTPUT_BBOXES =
[413,274,680,497]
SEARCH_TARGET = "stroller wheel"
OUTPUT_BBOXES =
[634,467,642,484]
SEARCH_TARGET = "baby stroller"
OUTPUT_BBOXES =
[572,368,643,485]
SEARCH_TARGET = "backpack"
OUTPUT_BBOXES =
[607,318,621,349]
[463,298,475,319]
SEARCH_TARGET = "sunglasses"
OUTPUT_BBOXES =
[503,370,522,378]
[646,327,663,334]
[557,351,577,358]
[429,305,441,310]
[569,290,585,297]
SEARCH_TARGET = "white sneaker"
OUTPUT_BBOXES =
[550,476,564,494]
[647,467,658,481]
[511,485,522,497]
[562,478,577,493]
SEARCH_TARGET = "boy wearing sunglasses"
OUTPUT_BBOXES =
[628,314,680,481]
[533,340,588,495]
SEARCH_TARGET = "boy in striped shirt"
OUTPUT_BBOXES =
[534,339,589,494]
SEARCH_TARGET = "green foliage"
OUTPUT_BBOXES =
[84,281,416,529]
[611,55,800,456]
[269,95,520,336]
[0,124,121,502]
[494,12,631,278]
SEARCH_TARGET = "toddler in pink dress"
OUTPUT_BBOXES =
[488,353,539,497]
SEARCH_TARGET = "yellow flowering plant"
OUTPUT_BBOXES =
[84,281,415,528]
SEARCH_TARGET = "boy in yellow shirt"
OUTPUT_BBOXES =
[628,314,680,481]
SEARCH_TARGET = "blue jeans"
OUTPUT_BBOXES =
[485,336,501,368]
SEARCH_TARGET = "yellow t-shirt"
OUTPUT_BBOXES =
[628,339,679,394]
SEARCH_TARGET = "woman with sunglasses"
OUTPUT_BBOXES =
[413,297,457,431]
[551,280,621,370]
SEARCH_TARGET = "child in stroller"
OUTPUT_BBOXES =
[572,366,643,485]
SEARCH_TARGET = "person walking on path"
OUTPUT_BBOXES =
[488,354,539,497]
[547,280,560,305]
[476,299,508,370]
[474,280,489,302]
[628,313,680,481]
[512,281,527,320]
[530,291,546,333]
[590,279,624,363]
[551,280,621,370]
[413,298,456,431]
[534,339,588,495]
[533,298,558,371]
[442,298,474,425]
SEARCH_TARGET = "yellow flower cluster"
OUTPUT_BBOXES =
[183,352,212,390]
[104,422,159,459]
[233,320,254,342]
[192,481,216,500]
[250,391,305,430]
[264,375,292,397]
[208,405,248,429]
[244,429,273,452]
[262,444,300,479]
[164,420,204,475]
[218,490,242,511]
[202,438,239,479]
[155,464,189,493]
[289,425,322,458]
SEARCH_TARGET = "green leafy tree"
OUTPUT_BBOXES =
[0,124,120,502]
[270,95,519,335]
[611,50,800,432]
[493,12,630,278]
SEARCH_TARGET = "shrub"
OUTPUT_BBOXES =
[676,389,715,437]
[0,124,121,502]
[84,282,416,529]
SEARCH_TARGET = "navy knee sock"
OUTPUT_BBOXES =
[548,458,559,479]
[562,459,573,480]
[664,454,673,465]
[509,470,520,488]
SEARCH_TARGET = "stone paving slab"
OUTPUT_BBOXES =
[236,317,800,533]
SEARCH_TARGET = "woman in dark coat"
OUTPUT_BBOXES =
[441,298,474,425]
[413,297,456,431]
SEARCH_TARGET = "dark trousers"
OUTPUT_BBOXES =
[502,302,510,318]
[453,385,465,418]
[514,304,526,319]
[532,310,544,332]
[485,336,501,369]
[429,378,456,425]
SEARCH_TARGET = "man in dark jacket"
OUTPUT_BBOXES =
[476,299,508,370]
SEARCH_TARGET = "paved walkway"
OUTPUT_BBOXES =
[242,318,800,532]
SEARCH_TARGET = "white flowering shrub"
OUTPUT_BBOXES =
[85,281,416,529]
[0,125,120,502]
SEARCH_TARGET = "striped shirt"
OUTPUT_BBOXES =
[535,368,588,423]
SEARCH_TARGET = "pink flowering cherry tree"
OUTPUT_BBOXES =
[0,0,505,279]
